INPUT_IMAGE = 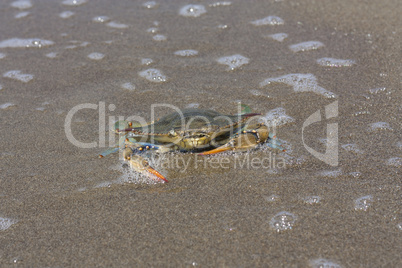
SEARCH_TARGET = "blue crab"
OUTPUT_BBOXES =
[100,108,284,183]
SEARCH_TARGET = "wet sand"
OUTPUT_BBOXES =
[0,0,401,267]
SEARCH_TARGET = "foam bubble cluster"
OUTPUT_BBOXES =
[179,4,207,17]
[0,38,54,48]
[264,194,280,202]
[0,217,17,231]
[62,0,88,6]
[15,12,30,18]
[0,103,16,109]
[260,73,336,98]
[92,16,110,23]
[318,169,342,178]
[262,107,295,127]
[309,258,343,268]
[354,195,373,211]
[0,53,5,59]
[106,21,128,29]
[369,87,386,94]
[217,54,249,70]
[289,41,324,52]
[303,196,321,204]
[186,103,200,108]
[138,68,167,82]
[251,16,284,26]
[317,57,355,67]
[209,1,232,7]
[142,1,158,9]
[267,33,288,42]
[3,70,34,83]
[141,58,153,65]
[174,49,199,56]
[45,52,58,58]
[121,82,135,91]
[59,11,75,19]
[386,157,401,167]
[11,0,32,9]
[153,34,167,41]
[269,211,297,232]
[341,143,363,154]
[368,122,393,132]
[87,52,105,60]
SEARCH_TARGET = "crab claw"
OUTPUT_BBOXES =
[199,145,232,155]
[126,154,168,183]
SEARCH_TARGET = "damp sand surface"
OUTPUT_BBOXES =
[0,0,401,267]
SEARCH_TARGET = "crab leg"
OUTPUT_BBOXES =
[199,132,260,155]
[123,149,168,183]
[200,123,284,155]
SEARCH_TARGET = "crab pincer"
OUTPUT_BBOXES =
[124,150,168,183]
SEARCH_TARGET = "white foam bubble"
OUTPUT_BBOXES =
[217,24,229,29]
[62,0,88,6]
[141,58,153,65]
[270,211,297,232]
[36,107,45,111]
[121,82,135,91]
[368,122,393,132]
[264,194,280,202]
[318,169,342,178]
[309,258,343,268]
[174,49,198,56]
[0,85,2,91]
[304,196,321,204]
[251,16,284,26]
[11,0,32,9]
[341,143,363,154]
[186,103,200,108]
[87,52,105,60]
[92,16,110,23]
[386,157,401,167]
[3,70,34,83]
[369,87,386,94]
[354,195,373,211]
[179,4,207,17]
[45,52,58,58]
[262,107,295,127]
[153,34,167,41]
[217,54,250,70]
[267,33,288,42]
[289,41,324,52]
[0,217,17,231]
[0,103,16,109]
[0,38,54,48]
[209,1,232,7]
[260,73,336,98]
[106,21,128,29]
[317,57,355,67]
[59,11,75,19]
[146,27,158,34]
[138,68,167,83]
[349,171,361,178]
[80,41,90,47]
[15,11,30,18]
[143,1,158,9]
[0,53,6,59]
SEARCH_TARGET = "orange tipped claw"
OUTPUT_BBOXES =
[199,146,231,155]
[147,166,169,183]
